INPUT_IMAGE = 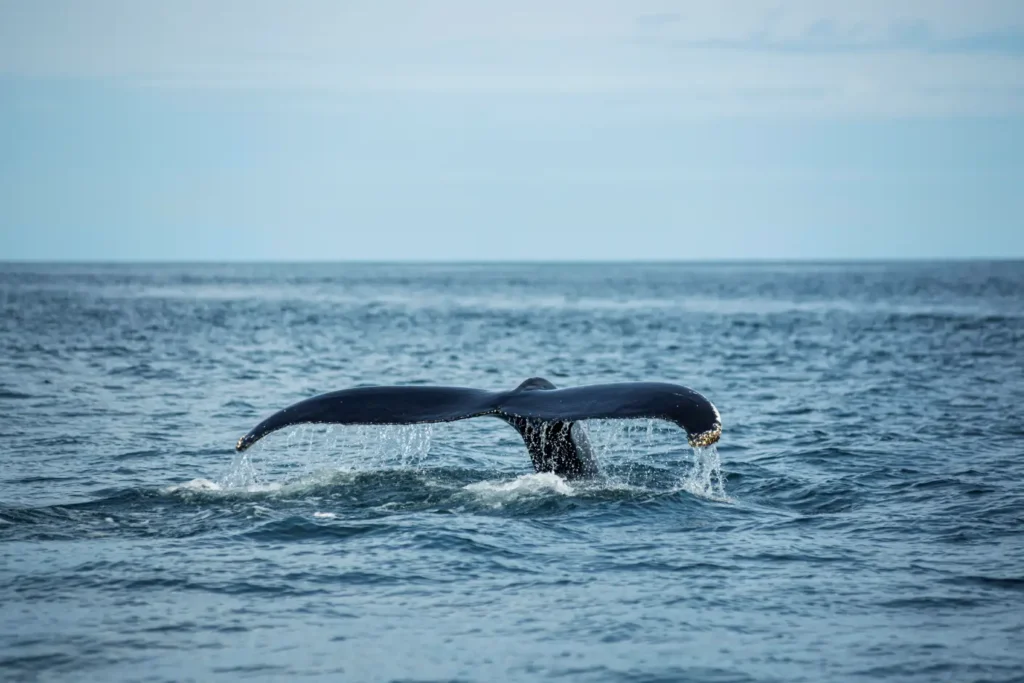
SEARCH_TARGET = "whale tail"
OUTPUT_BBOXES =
[235,377,720,479]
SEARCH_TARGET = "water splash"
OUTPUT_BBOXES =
[220,447,262,489]
[208,419,727,502]
[681,444,729,502]
[216,423,434,489]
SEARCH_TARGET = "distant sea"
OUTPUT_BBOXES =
[1,262,1022,682]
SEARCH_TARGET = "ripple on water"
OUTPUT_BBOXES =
[3,262,1024,682]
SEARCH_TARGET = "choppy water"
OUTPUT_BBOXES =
[1,262,1022,682]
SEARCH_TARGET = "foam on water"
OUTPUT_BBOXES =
[462,472,574,507]
[163,478,223,494]
[162,477,285,498]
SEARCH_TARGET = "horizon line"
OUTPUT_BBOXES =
[2,257,1022,266]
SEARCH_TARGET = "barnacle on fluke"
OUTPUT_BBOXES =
[689,423,723,448]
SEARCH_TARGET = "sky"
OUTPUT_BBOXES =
[1,0,1023,261]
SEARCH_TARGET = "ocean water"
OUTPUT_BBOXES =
[1,262,1022,682]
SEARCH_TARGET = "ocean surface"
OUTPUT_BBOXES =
[1,261,1022,683]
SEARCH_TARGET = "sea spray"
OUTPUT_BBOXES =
[220,445,262,489]
[579,419,729,500]
[213,419,727,502]
[682,444,729,502]
[217,423,434,489]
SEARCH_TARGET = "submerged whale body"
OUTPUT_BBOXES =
[235,378,722,478]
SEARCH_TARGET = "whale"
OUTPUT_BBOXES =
[235,377,721,478]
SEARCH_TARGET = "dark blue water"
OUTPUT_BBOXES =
[2,262,1022,682]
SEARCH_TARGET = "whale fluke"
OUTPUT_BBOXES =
[235,378,721,478]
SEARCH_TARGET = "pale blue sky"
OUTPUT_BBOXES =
[2,0,1023,260]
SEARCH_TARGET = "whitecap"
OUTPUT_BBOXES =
[463,471,574,507]
[162,477,285,497]
[163,478,223,494]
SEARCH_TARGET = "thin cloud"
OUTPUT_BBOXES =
[1,0,1023,115]
[675,22,1024,56]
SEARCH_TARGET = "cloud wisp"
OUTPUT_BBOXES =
[1,0,1023,114]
